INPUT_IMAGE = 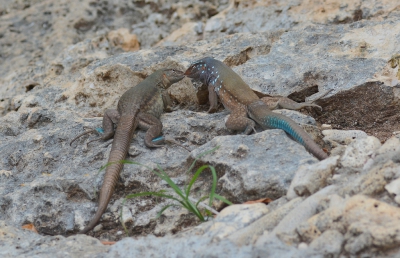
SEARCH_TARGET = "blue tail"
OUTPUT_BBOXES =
[264,116,305,145]
[247,100,328,160]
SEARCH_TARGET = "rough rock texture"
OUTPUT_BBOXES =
[0,221,108,257]
[1,0,400,257]
[189,129,318,203]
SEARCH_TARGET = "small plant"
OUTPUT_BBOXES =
[117,146,231,233]
[97,146,232,233]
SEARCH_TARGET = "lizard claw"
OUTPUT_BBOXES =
[207,107,218,113]
[151,135,191,151]
[148,135,190,151]
[70,127,104,147]
[164,136,191,152]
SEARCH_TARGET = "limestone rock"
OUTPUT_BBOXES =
[287,156,340,199]
[189,129,317,203]
[204,203,269,241]
[107,28,140,52]
[309,230,344,258]
[2,0,400,257]
[340,136,381,168]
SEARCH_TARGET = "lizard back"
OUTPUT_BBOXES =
[185,57,259,108]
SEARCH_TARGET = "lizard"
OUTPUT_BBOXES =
[76,68,185,234]
[184,57,328,160]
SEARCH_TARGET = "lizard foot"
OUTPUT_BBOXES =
[70,127,103,147]
[164,136,191,151]
[242,125,257,135]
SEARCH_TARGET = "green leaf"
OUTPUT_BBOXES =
[186,165,210,197]
[187,146,220,174]
[208,165,217,206]
[119,198,130,236]
[195,196,210,208]
[154,164,186,200]
[156,204,175,219]
[119,146,231,223]
[213,194,233,205]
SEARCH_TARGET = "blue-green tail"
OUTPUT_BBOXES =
[263,116,305,145]
[247,100,327,160]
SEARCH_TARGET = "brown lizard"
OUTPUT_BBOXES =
[184,57,327,160]
[75,68,184,234]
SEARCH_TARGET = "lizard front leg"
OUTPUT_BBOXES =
[161,90,174,112]
[207,84,219,113]
[225,105,256,135]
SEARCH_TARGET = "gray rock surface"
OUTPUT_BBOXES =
[1,0,400,257]
[189,129,317,203]
[0,221,108,258]
[287,156,339,199]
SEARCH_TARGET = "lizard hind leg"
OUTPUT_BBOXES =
[271,89,333,111]
[70,128,107,147]
[69,129,98,146]
[85,129,106,147]
[225,107,256,135]
[260,96,322,111]
[138,113,164,148]
[277,98,322,111]
[70,109,119,147]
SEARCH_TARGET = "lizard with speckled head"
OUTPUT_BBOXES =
[184,57,327,160]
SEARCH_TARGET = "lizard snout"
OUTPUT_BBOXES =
[184,64,201,78]
[184,67,193,76]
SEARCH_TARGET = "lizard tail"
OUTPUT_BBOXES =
[248,100,328,160]
[79,114,138,234]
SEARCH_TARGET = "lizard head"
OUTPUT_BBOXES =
[161,68,185,87]
[184,57,215,84]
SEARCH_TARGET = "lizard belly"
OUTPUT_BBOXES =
[144,94,164,118]
[218,90,246,111]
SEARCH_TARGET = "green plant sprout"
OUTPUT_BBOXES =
[102,146,232,234]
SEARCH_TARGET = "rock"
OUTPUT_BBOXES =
[273,109,317,126]
[120,206,133,225]
[227,197,303,246]
[93,224,103,233]
[321,124,332,130]
[287,156,340,199]
[204,16,226,33]
[0,107,225,238]
[156,22,203,47]
[104,232,310,258]
[107,28,140,52]
[322,129,368,145]
[234,18,400,96]
[189,129,318,203]
[2,0,400,257]
[375,135,400,158]
[269,186,337,239]
[309,230,344,258]
[0,220,108,257]
[298,195,400,255]
[385,178,400,204]
[340,136,381,168]
[204,203,269,241]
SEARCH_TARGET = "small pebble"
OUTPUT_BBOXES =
[298,242,308,250]
[93,224,103,232]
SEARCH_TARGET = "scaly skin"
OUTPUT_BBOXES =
[78,68,184,234]
[184,57,327,160]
